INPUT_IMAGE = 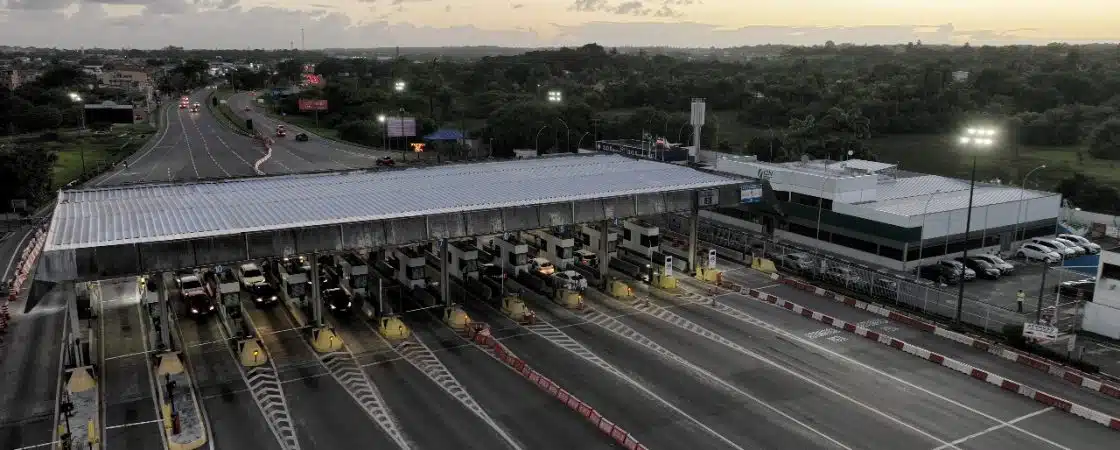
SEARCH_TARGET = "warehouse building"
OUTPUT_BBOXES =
[703,155,1062,271]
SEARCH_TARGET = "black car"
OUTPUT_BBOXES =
[295,133,309,142]
[916,264,960,285]
[324,287,352,313]
[184,292,216,318]
[954,257,1002,280]
[1055,279,1095,300]
[246,282,279,306]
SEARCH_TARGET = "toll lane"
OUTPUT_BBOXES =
[465,299,739,450]
[244,304,396,450]
[98,280,164,450]
[173,291,279,450]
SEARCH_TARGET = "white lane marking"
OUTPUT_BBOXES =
[708,290,1075,450]
[186,113,229,177]
[930,408,1054,450]
[12,441,60,450]
[175,106,201,178]
[105,418,165,430]
[2,227,36,279]
[213,134,268,173]
[94,102,174,186]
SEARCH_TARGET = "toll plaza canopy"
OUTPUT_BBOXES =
[40,154,742,282]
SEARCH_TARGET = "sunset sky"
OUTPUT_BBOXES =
[0,0,1117,48]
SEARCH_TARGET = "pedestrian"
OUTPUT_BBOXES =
[1016,289,1025,313]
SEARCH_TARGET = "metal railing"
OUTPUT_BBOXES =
[656,214,1084,334]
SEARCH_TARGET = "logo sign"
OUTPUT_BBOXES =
[1022,323,1058,341]
[740,182,762,204]
[758,169,774,181]
[707,249,717,269]
[297,99,328,111]
[302,73,324,86]
[410,142,426,152]
[664,255,673,277]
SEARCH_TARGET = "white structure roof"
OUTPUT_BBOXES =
[824,159,897,173]
[45,154,737,251]
[861,174,1050,217]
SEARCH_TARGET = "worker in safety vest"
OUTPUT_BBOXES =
[1016,289,1025,313]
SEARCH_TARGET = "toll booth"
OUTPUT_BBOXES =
[337,253,370,298]
[659,242,693,273]
[579,224,618,259]
[481,235,530,276]
[448,241,481,280]
[390,247,427,289]
[524,228,576,269]
[206,267,242,309]
[619,219,660,259]
[273,257,310,305]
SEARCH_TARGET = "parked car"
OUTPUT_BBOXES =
[1051,237,1088,256]
[938,259,976,281]
[778,252,815,273]
[1016,243,1062,264]
[1055,278,1095,300]
[376,156,395,167]
[183,292,216,318]
[916,264,960,285]
[1030,238,1078,259]
[1057,234,1101,255]
[969,254,1015,275]
[824,266,864,287]
[954,256,1002,280]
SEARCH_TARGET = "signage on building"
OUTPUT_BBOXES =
[740,182,762,204]
[297,99,328,111]
[698,189,719,207]
[410,142,426,152]
[1022,322,1058,341]
[664,255,673,277]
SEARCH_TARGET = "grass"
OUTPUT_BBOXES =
[50,124,154,188]
[211,89,253,135]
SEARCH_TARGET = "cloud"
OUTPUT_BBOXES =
[568,0,690,17]
[512,3,523,8]
[444,5,450,12]
[4,0,75,9]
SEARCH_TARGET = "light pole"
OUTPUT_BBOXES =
[575,131,590,151]
[547,90,562,103]
[555,118,570,153]
[394,80,406,93]
[69,92,87,177]
[534,125,549,154]
[677,123,690,144]
[954,126,997,325]
[377,114,387,150]
[1013,164,1047,244]
[914,190,943,279]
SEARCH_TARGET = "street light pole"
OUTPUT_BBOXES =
[914,190,942,279]
[534,125,549,154]
[954,127,996,325]
[575,132,590,152]
[1013,164,1047,244]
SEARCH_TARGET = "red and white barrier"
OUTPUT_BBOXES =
[765,274,1120,401]
[252,132,272,175]
[720,283,1120,431]
[465,324,649,449]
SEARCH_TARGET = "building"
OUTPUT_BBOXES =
[703,154,1061,271]
[99,67,152,91]
[1082,249,1120,339]
[0,68,36,90]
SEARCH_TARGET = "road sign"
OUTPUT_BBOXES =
[698,189,719,207]
[664,255,673,277]
[1022,323,1058,341]
[707,249,717,269]
[386,117,417,137]
[297,99,328,111]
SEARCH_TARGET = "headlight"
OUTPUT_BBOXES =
[190,308,199,313]
[209,305,215,311]
[329,303,336,309]
[347,301,352,307]
[255,297,263,302]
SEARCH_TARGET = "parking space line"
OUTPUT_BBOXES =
[930,407,1054,450]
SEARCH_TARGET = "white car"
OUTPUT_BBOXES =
[552,270,587,291]
[1030,238,1077,259]
[1017,243,1061,264]
[178,274,206,296]
[530,257,555,275]
[1057,234,1101,254]
[237,262,267,287]
[1051,237,1087,256]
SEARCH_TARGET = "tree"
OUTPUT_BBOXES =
[1087,118,1120,160]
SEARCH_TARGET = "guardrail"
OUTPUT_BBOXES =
[1,224,48,332]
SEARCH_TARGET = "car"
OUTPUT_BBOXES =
[178,274,206,296]
[237,263,266,286]
[574,249,598,267]
[243,106,251,111]
[1057,234,1101,254]
[376,156,395,167]
[778,252,815,273]
[530,257,555,275]
[1030,238,1077,259]
[179,103,187,109]
[246,282,279,305]
[183,292,216,318]
[938,259,976,281]
[954,257,1001,280]
[552,270,587,291]
[969,254,1015,275]
[295,133,309,142]
[916,264,960,285]
[1051,237,1087,256]
[1016,243,1061,263]
[1055,278,1095,300]
[824,266,864,287]
[324,287,352,313]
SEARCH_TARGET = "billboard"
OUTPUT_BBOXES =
[386,117,417,138]
[740,182,762,204]
[302,73,324,86]
[298,99,328,112]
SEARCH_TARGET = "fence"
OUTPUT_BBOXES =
[655,214,1084,335]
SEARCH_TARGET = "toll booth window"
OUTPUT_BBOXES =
[460,259,478,274]
[351,274,369,289]
[408,265,426,280]
[509,252,528,266]
[556,246,573,259]
[580,233,591,246]
[624,228,632,242]
[243,268,262,279]
[640,234,660,248]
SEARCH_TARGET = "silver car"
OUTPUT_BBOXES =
[1030,239,1077,259]
[1057,234,1101,254]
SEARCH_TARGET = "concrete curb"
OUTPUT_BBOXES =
[756,270,1120,400]
[703,275,1120,431]
[466,324,649,449]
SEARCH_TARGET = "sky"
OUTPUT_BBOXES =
[0,0,1118,49]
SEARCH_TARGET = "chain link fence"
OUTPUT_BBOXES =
[655,214,1084,335]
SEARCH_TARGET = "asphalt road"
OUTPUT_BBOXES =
[226,92,396,171]
[696,266,1120,449]
[98,278,164,450]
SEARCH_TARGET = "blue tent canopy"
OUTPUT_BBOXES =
[424,128,465,141]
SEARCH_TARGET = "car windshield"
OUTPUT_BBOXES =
[181,280,202,290]
[243,269,262,278]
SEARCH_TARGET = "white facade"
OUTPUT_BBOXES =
[710,154,1061,241]
[1082,250,1120,339]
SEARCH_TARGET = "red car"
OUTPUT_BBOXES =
[376,157,395,167]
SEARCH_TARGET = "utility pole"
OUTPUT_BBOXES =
[301,27,305,51]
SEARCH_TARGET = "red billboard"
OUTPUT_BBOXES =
[302,73,324,86]
[298,99,328,112]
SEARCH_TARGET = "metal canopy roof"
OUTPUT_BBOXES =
[46,154,738,251]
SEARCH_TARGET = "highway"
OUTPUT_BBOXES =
[225,92,396,171]
[97,279,164,450]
